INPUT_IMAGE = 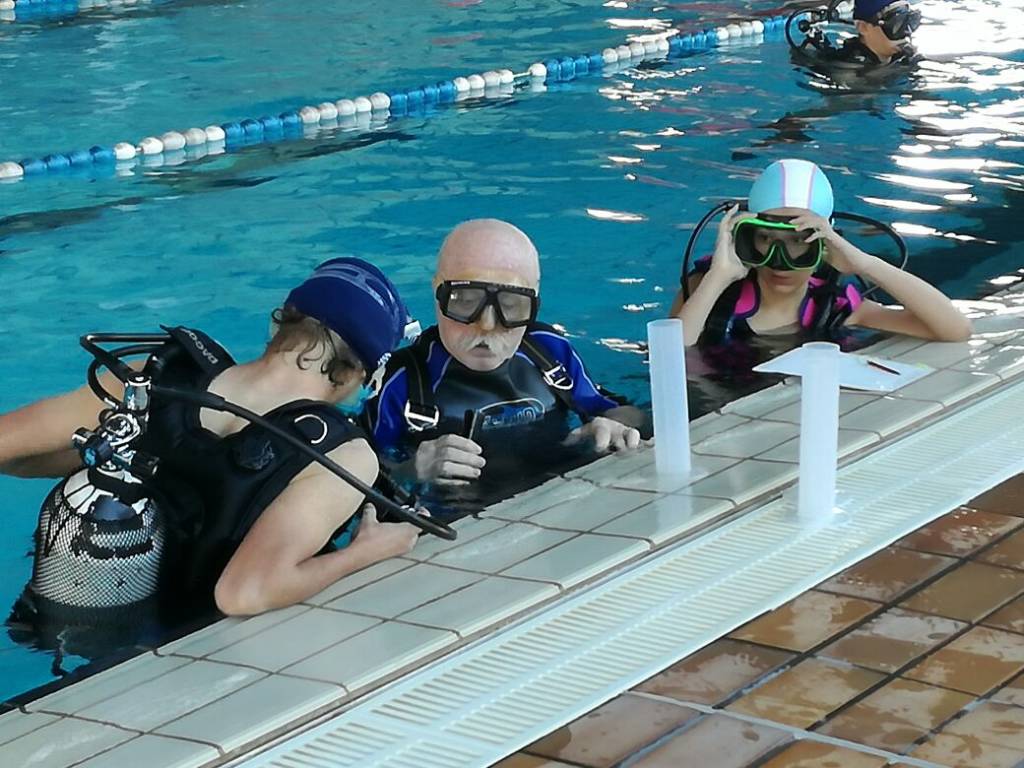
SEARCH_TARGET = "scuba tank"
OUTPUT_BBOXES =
[24,366,166,626]
[30,468,164,611]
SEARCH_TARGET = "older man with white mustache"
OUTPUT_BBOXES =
[364,219,641,513]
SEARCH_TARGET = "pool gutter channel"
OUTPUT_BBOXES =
[225,372,1024,767]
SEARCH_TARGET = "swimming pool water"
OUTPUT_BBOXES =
[1,0,1023,701]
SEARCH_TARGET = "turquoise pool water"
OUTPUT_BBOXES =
[1,0,1023,701]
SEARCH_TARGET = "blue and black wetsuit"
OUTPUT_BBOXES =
[363,322,622,513]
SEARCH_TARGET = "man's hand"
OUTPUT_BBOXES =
[353,503,419,559]
[413,434,486,486]
[566,416,641,453]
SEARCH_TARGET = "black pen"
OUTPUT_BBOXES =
[866,359,901,376]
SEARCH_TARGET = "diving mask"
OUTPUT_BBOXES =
[732,216,824,271]
[436,280,539,329]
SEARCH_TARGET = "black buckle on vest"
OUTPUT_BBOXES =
[404,402,440,432]
[542,363,573,391]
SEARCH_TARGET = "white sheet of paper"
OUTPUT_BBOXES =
[753,347,933,393]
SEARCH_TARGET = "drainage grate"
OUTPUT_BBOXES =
[239,380,1024,768]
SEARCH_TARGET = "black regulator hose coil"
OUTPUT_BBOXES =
[679,200,909,301]
[785,1,851,54]
[80,333,456,541]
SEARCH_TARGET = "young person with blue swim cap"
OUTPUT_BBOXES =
[671,159,971,347]
[0,259,422,617]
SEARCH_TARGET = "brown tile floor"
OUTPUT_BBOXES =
[497,474,1024,767]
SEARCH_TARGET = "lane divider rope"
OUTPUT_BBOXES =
[0,14,790,183]
[0,0,156,23]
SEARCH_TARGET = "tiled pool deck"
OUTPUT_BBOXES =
[501,476,1024,768]
[1,283,1023,768]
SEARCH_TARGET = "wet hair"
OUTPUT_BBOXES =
[267,305,364,386]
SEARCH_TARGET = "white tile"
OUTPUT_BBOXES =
[525,487,659,531]
[501,534,649,588]
[0,711,59,747]
[894,368,999,406]
[284,621,457,691]
[721,384,800,419]
[892,338,992,369]
[409,518,509,561]
[950,345,1024,380]
[305,558,414,606]
[159,606,309,658]
[693,419,800,459]
[75,660,264,731]
[563,443,657,484]
[689,411,751,442]
[325,563,482,618]
[763,391,877,423]
[28,654,190,714]
[74,734,219,768]
[431,523,576,573]
[0,718,135,768]
[208,609,379,671]
[679,459,798,506]
[971,314,1024,346]
[591,453,739,494]
[759,429,881,463]
[400,577,559,636]
[595,494,733,546]
[839,395,942,437]
[485,477,596,521]
[157,675,341,753]
[862,335,928,357]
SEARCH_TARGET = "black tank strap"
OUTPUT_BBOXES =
[700,280,747,345]
[517,324,578,414]
[161,326,234,377]
[805,267,852,338]
[399,327,442,433]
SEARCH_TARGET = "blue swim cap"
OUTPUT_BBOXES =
[285,257,409,371]
[746,159,835,218]
[853,0,897,21]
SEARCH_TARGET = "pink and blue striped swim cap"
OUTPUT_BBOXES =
[746,159,835,218]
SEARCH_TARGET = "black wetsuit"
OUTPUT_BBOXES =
[139,327,363,609]
[798,35,919,76]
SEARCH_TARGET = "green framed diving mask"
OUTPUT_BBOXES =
[732,216,825,271]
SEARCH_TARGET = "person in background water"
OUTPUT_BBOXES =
[670,158,971,347]
[0,259,420,618]
[364,219,643,514]
[821,0,922,70]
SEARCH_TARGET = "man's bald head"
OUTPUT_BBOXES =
[433,220,541,371]
[435,219,540,288]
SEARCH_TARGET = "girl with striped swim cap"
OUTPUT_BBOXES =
[670,158,971,347]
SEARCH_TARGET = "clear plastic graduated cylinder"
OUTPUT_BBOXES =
[797,341,840,522]
[647,319,691,476]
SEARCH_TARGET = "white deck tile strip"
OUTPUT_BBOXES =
[234,378,1024,768]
